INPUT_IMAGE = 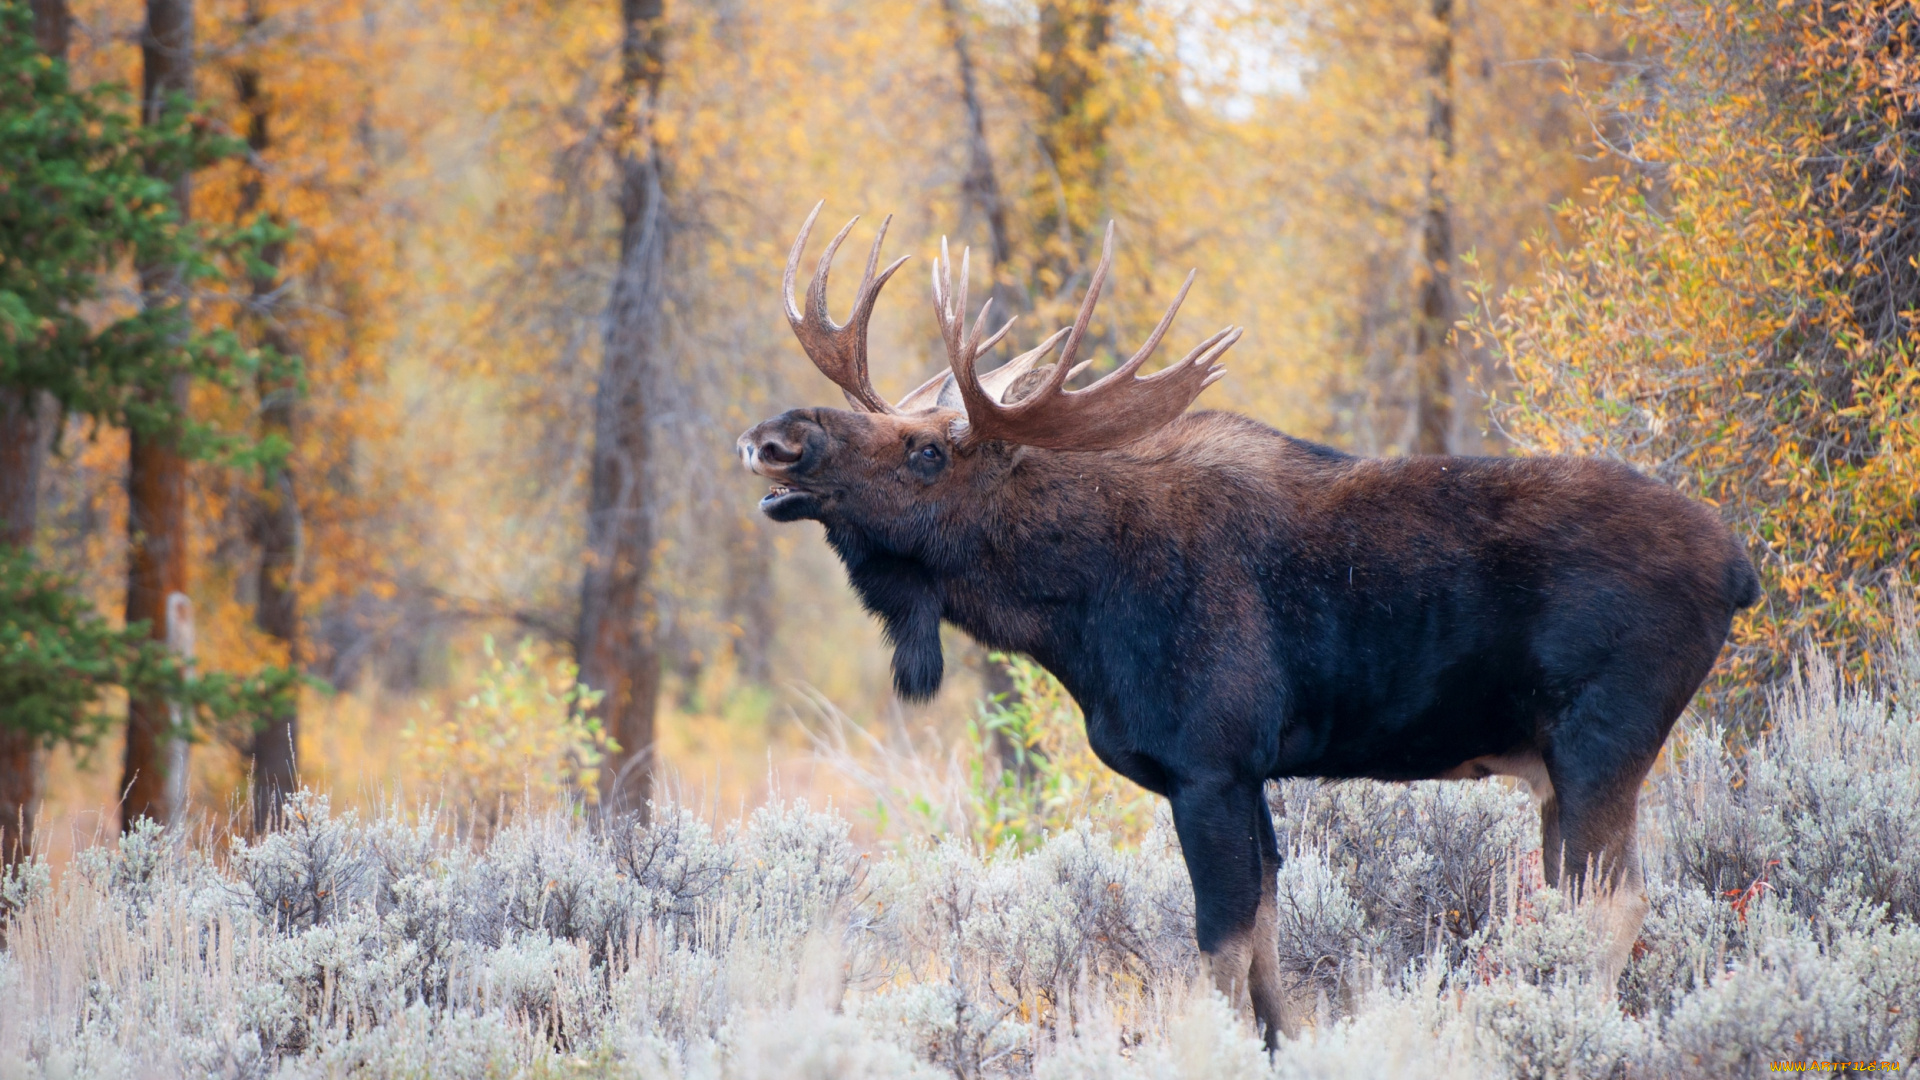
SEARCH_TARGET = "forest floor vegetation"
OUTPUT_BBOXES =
[3,616,1918,1078]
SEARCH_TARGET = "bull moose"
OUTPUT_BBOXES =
[738,205,1760,1045]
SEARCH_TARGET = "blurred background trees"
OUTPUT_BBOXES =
[0,0,1912,855]
[1,0,295,859]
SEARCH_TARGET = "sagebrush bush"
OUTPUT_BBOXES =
[3,631,1917,1078]
[1270,768,1535,982]
[1659,651,1920,922]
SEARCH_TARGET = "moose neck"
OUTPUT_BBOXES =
[823,442,1174,702]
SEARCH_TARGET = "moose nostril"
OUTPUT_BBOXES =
[759,439,802,464]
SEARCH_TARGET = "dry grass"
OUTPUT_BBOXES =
[4,624,1919,1077]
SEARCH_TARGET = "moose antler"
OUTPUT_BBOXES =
[923,239,1043,403]
[935,222,1239,451]
[783,202,911,414]
[897,248,1057,413]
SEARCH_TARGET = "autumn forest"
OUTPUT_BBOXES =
[3,0,1919,1073]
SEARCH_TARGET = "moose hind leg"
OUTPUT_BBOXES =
[1541,696,1662,988]
[1539,786,1650,988]
[1170,776,1295,1046]
[1596,843,1651,987]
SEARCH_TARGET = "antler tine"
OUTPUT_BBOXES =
[930,238,959,351]
[1000,221,1117,416]
[1088,268,1194,387]
[933,240,1013,352]
[931,236,1019,410]
[803,214,861,331]
[782,201,824,326]
[782,204,909,414]
[970,293,1015,357]
[949,221,1239,452]
[1060,221,1118,372]
[932,238,967,347]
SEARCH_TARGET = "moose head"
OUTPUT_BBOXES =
[739,206,1240,701]
[740,203,1238,534]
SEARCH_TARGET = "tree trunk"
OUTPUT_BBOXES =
[123,426,190,828]
[1412,0,1456,457]
[581,0,668,818]
[722,518,773,686]
[0,392,54,868]
[0,719,34,867]
[0,389,52,867]
[1,0,73,867]
[1031,0,1114,300]
[29,0,67,56]
[236,28,301,833]
[121,0,195,831]
[941,0,1023,315]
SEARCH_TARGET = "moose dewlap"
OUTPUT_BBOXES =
[738,204,1760,1047]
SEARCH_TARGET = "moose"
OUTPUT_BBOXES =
[739,205,1760,1044]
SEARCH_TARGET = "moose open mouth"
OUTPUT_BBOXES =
[759,483,819,521]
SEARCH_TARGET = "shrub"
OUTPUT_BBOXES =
[2,627,1916,1077]
[400,636,612,826]
[1655,650,1920,922]
[967,654,1158,853]
[1271,771,1535,977]
[1484,0,1920,700]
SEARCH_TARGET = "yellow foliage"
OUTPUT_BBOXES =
[1485,0,1920,700]
[400,637,611,825]
[1244,0,1613,451]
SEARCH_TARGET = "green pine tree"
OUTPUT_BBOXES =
[1,0,298,860]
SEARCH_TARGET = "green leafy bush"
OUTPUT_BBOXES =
[965,654,1155,853]
[0,545,298,748]
[400,637,612,825]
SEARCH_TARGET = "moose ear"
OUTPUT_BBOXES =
[847,554,945,703]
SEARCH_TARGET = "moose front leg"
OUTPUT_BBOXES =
[1169,775,1296,1048]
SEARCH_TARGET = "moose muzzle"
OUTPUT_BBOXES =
[738,412,826,522]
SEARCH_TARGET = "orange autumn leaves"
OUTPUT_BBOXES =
[26,0,1914,826]
[1488,0,1920,693]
